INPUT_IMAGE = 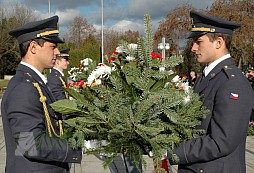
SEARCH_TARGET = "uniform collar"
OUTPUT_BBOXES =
[53,67,64,76]
[20,61,47,84]
[204,54,231,77]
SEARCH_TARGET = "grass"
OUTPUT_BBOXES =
[0,79,9,97]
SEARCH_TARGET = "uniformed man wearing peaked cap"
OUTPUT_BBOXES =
[47,48,71,100]
[1,16,82,173]
[167,11,254,173]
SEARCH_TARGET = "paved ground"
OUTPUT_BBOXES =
[0,98,253,172]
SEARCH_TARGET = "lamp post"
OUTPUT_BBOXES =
[101,0,104,64]
[157,35,170,63]
[48,0,51,17]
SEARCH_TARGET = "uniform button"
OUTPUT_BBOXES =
[224,66,228,69]
[200,169,203,173]
[231,74,235,77]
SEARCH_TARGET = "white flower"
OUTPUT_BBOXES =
[159,67,166,72]
[95,79,102,85]
[115,46,123,53]
[167,70,174,75]
[128,43,138,50]
[184,95,191,103]
[172,75,180,83]
[81,58,93,66]
[126,56,135,61]
[87,64,112,86]
[183,84,191,94]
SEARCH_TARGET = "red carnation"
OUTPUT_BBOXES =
[107,57,116,63]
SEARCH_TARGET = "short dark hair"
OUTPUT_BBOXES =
[206,33,232,50]
[19,39,46,57]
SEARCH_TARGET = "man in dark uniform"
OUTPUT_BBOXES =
[245,67,254,122]
[47,48,70,100]
[245,67,254,89]
[167,11,254,173]
[1,16,82,173]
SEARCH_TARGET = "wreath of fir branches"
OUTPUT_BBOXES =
[51,14,208,171]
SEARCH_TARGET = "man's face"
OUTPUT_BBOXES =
[55,58,70,71]
[191,34,217,65]
[36,41,60,70]
[246,71,254,79]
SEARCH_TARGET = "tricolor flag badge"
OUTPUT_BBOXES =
[230,93,239,100]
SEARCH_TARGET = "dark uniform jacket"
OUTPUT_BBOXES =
[172,58,254,173]
[47,68,68,100]
[1,64,81,173]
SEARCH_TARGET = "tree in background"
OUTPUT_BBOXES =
[0,1,37,78]
[154,4,193,52]
[97,29,140,58]
[154,3,195,77]
[59,34,101,77]
[208,0,254,68]
[67,15,96,48]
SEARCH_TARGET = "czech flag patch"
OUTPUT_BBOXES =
[230,93,238,100]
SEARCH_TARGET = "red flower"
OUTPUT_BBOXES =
[78,63,82,67]
[151,52,162,60]
[66,83,71,88]
[151,52,156,58]
[113,49,118,55]
[72,82,78,86]
[107,57,116,63]
[99,63,105,66]
[183,75,188,79]
[103,53,108,57]
[78,80,85,88]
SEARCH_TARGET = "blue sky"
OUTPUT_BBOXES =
[1,0,215,34]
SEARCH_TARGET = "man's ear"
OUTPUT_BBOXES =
[215,37,224,49]
[29,41,38,54]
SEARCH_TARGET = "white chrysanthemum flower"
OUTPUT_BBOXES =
[81,58,93,66]
[128,43,138,50]
[184,95,191,103]
[95,79,102,85]
[183,84,191,94]
[116,46,123,53]
[159,67,166,72]
[126,56,135,61]
[87,64,112,86]
[172,75,180,83]
[167,70,174,75]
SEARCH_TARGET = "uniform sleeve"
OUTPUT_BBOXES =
[172,76,253,165]
[47,74,67,100]
[5,82,81,163]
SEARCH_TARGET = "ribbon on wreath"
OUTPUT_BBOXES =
[153,157,170,173]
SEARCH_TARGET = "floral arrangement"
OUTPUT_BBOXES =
[248,121,254,136]
[68,58,97,82]
[51,14,208,173]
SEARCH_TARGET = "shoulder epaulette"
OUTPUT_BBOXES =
[24,72,33,83]
[222,65,236,79]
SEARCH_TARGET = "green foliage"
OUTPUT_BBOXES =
[51,14,208,171]
[60,35,101,77]
[248,122,254,136]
